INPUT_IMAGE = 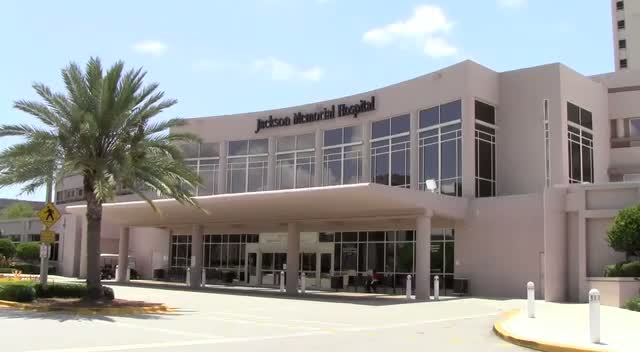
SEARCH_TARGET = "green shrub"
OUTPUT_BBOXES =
[624,297,640,312]
[0,239,16,259]
[604,263,625,277]
[16,242,40,261]
[0,285,36,302]
[35,283,88,298]
[102,286,115,300]
[620,261,640,277]
[607,204,640,258]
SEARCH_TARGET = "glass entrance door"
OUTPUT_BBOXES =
[261,252,286,286]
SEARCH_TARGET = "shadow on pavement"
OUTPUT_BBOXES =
[0,307,187,322]
[108,281,474,306]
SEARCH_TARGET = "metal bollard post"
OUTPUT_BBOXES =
[527,281,535,318]
[406,275,412,299]
[186,267,191,286]
[434,276,440,301]
[280,270,285,293]
[201,268,206,288]
[126,266,130,282]
[589,289,600,343]
[115,264,120,282]
[301,272,306,294]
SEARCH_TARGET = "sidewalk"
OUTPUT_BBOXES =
[494,301,638,352]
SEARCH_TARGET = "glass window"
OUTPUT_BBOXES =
[323,127,362,186]
[181,143,199,158]
[371,116,411,188]
[371,119,390,139]
[475,101,495,125]
[395,242,414,273]
[567,103,594,184]
[630,118,640,137]
[419,106,439,129]
[199,143,219,158]
[277,134,315,190]
[441,100,462,124]
[227,139,268,193]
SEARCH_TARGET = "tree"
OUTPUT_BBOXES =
[0,202,36,219]
[607,204,640,259]
[16,242,40,261]
[0,238,16,259]
[0,58,200,299]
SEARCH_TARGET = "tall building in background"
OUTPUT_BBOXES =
[612,0,640,70]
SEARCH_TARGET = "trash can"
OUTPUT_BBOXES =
[153,269,165,281]
[453,278,468,295]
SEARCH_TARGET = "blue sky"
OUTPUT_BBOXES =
[0,0,613,201]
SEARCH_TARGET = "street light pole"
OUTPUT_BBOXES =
[39,178,52,288]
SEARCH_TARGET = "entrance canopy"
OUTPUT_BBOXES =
[66,183,468,233]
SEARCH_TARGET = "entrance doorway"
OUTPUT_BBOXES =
[261,252,286,286]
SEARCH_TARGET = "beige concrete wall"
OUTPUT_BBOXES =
[129,227,170,279]
[567,211,580,302]
[456,194,544,298]
[543,186,568,302]
[498,64,562,195]
[588,278,640,307]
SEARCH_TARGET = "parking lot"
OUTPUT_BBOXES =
[0,285,530,351]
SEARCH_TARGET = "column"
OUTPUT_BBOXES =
[415,214,432,300]
[267,136,277,190]
[461,97,476,197]
[190,225,204,288]
[410,111,419,190]
[117,227,130,282]
[256,250,263,285]
[314,129,323,187]
[362,121,371,182]
[217,141,227,194]
[286,222,300,294]
[616,118,626,139]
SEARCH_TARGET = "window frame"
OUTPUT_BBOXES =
[370,114,412,188]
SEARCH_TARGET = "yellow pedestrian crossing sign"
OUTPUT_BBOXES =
[40,229,55,244]
[38,202,61,229]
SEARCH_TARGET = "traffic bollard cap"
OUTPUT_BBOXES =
[527,281,534,289]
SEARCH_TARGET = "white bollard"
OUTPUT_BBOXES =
[434,276,440,301]
[115,265,120,281]
[126,266,130,282]
[201,268,206,288]
[527,281,535,318]
[406,275,412,299]
[186,267,191,285]
[589,289,600,344]
[280,270,285,293]
[301,272,306,294]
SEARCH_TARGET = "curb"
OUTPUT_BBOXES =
[493,310,610,352]
[0,299,172,315]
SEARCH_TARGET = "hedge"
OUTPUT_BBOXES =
[0,239,16,259]
[0,281,115,302]
[0,285,35,302]
[0,264,57,275]
[624,297,640,312]
[604,261,640,277]
[16,242,40,261]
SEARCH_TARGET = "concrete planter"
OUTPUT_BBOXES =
[587,277,640,307]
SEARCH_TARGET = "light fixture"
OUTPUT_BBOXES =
[426,179,437,193]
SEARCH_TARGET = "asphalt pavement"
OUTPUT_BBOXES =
[0,284,532,352]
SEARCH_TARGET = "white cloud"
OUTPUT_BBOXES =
[362,5,458,58]
[252,57,324,81]
[497,0,527,9]
[424,37,458,58]
[132,40,168,56]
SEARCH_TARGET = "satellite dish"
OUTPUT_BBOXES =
[426,179,437,193]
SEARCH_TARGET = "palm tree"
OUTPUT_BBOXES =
[0,57,200,299]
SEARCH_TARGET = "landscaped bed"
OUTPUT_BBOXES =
[0,277,169,314]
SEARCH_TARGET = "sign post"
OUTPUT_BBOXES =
[37,197,61,290]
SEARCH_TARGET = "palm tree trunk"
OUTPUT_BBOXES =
[84,176,103,299]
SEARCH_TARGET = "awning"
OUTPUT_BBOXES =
[65,183,468,232]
